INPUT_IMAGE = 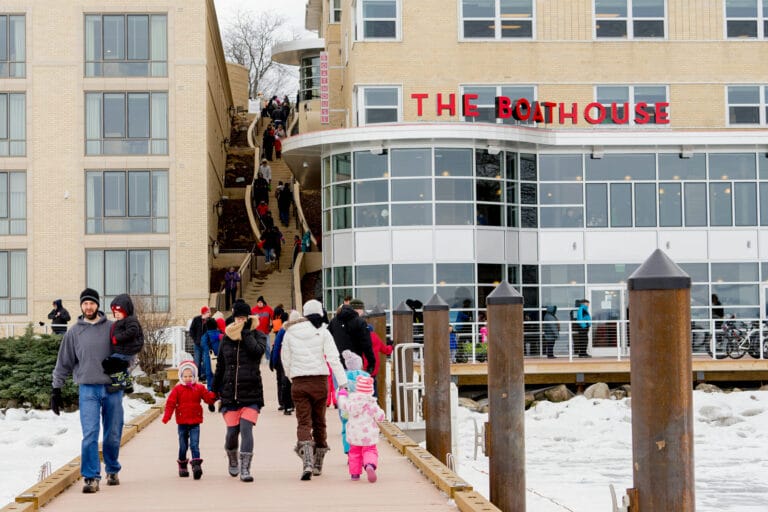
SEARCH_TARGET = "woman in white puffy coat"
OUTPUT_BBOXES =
[281,300,348,480]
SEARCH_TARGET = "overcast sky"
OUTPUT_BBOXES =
[212,0,314,37]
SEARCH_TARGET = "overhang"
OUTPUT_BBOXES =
[282,122,768,190]
[271,38,325,66]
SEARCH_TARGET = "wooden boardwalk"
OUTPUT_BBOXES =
[41,365,458,512]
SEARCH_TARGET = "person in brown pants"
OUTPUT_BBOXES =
[281,301,348,480]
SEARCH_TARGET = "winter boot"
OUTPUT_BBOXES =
[226,449,239,477]
[365,463,378,483]
[177,459,189,477]
[239,452,254,482]
[190,458,203,480]
[313,446,329,476]
[297,441,314,481]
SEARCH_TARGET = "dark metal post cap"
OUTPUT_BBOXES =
[628,249,691,290]
[486,281,523,305]
[423,293,449,311]
[393,301,412,315]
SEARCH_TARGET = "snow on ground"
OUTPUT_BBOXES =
[1,388,766,510]
[454,389,768,512]
[0,391,152,506]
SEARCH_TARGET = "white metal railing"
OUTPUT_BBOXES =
[390,342,425,431]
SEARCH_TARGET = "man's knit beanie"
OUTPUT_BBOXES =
[80,288,100,307]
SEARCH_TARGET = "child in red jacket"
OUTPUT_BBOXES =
[162,360,217,479]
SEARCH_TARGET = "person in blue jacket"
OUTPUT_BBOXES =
[575,300,592,358]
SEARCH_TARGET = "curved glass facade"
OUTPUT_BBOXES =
[321,144,768,357]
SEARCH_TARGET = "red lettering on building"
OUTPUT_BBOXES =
[495,96,512,118]
[584,103,606,124]
[437,93,456,116]
[634,102,650,124]
[411,93,429,116]
[462,94,478,117]
[559,102,578,124]
[655,102,670,124]
[610,103,630,124]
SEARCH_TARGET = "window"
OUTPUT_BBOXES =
[0,250,26,314]
[462,85,535,124]
[357,86,400,126]
[331,0,342,23]
[85,14,167,76]
[595,85,668,124]
[87,248,169,311]
[461,0,534,39]
[86,170,168,234]
[0,93,24,156]
[595,0,665,38]
[300,56,320,101]
[0,15,25,78]
[727,85,768,125]
[725,0,768,38]
[0,171,25,234]
[357,0,399,40]
[85,91,168,155]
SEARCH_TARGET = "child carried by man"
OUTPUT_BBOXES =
[101,294,144,393]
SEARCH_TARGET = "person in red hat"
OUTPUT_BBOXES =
[188,306,212,382]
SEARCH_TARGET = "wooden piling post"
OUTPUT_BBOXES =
[368,305,388,411]
[486,281,525,512]
[392,301,414,423]
[423,293,451,464]
[627,249,694,512]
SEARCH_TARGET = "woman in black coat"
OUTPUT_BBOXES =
[212,301,266,482]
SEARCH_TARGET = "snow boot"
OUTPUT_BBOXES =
[297,440,314,480]
[239,452,254,482]
[226,449,239,477]
[177,459,189,478]
[313,446,329,476]
[365,463,378,483]
[190,458,203,480]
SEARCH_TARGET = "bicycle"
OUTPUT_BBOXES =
[720,321,768,359]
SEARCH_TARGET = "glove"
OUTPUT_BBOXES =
[386,338,394,346]
[50,388,63,416]
[208,403,216,412]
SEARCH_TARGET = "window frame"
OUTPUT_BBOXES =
[86,248,170,312]
[356,0,401,41]
[85,91,168,155]
[356,85,402,126]
[0,170,25,235]
[593,0,667,40]
[594,84,669,126]
[460,0,535,41]
[726,85,768,126]
[0,249,26,314]
[0,92,25,156]
[84,13,168,77]
[724,0,768,39]
[85,169,169,234]
[331,0,342,23]
[460,84,537,125]
[0,14,25,78]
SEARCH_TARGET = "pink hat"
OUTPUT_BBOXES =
[355,375,374,395]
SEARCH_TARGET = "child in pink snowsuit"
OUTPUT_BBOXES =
[338,374,385,482]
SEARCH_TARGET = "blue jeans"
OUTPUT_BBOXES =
[193,344,205,381]
[201,338,220,391]
[178,424,201,460]
[79,384,124,479]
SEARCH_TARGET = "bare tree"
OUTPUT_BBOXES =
[133,298,177,377]
[223,10,298,100]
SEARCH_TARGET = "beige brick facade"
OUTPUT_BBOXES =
[0,0,237,327]
[311,0,768,131]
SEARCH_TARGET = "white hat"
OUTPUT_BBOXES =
[303,299,323,317]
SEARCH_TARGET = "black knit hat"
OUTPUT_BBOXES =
[80,288,100,307]
[233,301,251,318]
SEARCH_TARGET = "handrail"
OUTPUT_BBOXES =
[291,181,318,250]
[244,112,263,245]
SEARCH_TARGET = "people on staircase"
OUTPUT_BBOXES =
[277,181,293,227]
[162,360,216,480]
[262,124,275,161]
[223,266,241,311]
[258,158,272,186]
[212,301,266,483]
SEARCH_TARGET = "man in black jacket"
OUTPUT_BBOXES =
[47,299,71,334]
[188,306,211,382]
[328,298,376,374]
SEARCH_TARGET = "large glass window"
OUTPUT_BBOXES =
[300,56,320,101]
[0,93,25,156]
[85,91,168,155]
[0,171,25,234]
[87,248,169,311]
[595,0,665,38]
[357,86,399,126]
[0,15,25,78]
[85,14,167,76]
[725,0,768,38]
[461,0,534,39]
[357,0,399,39]
[0,250,25,314]
[86,170,168,234]
[727,85,768,125]
[462,85,535,124]
[331,0,343,23]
